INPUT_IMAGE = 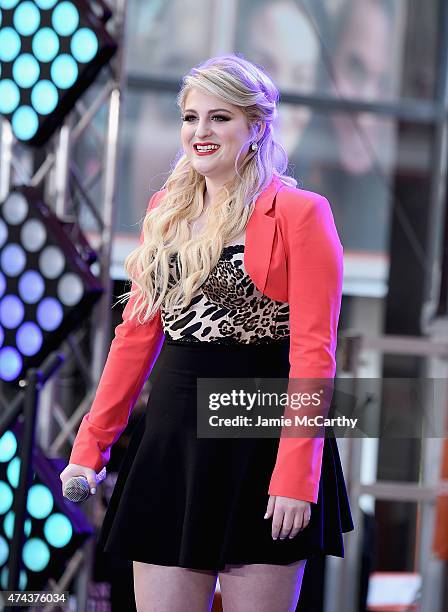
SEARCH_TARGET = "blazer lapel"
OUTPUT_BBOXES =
[245,176,284,293]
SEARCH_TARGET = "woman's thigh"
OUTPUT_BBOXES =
[133,562,218,612]
[218,560,307,612]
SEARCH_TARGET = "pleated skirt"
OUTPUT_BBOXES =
[98,338,354,571]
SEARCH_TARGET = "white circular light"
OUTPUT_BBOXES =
[57,273,83,306]
[20,219,47,252]
[39,246,65,279]
[2,192,28,224]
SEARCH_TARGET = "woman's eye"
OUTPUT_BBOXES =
[181,115,229,122]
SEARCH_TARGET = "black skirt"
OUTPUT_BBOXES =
[98,338,354,571]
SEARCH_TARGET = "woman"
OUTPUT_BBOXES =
[60,54,354,612]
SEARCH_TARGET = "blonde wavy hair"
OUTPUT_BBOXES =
[120,53,297,323]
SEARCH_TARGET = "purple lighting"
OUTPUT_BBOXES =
[0,346,23,381]
[36,297,63,331]
[0,295,25,328]
[16,322,43,356]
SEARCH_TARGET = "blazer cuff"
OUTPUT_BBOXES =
[69,413,113,472]
[268,436,325,503]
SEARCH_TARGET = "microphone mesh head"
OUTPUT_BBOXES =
[64,477,90,502]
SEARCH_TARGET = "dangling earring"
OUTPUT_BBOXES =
[251,142,258,151]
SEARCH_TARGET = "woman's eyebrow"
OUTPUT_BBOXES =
[184,108,234,115]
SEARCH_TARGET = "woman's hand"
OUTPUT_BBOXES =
[60,463,99,497]
[264,495,311,540]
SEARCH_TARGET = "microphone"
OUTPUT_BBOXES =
[63,467,107,502]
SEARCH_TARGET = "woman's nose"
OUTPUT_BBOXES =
[195,119,213,138]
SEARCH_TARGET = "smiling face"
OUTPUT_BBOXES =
[181,88,254,187]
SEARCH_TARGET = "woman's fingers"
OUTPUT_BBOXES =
[303,505,311,529]
[288,511,305,539]
[278,510,295,540]
[60,464,98,496]
[264,496,312,540]
[267,497,312,540]
[264,495,275,519]
[272,504,294,540]
[271,506,284,540]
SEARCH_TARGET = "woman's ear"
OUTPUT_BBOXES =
[255,121,266,142]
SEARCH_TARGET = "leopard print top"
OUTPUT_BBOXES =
[161,231,290,345]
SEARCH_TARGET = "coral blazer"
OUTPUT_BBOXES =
[69,174,343,503]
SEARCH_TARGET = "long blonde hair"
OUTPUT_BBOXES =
[121,54,297,323]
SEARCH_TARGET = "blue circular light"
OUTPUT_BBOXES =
[1,244,26,276]
[52,2,79,36]
[0,430,17,462]
[11,106,39,141]
[0,80,20,114]
[0,536,8,565]
[31,80,58,115]
[37,297,63,331]
[51,54,78,89]
[32,27,59,63]
[71,28,98,63]
[44,514,73,548]
[13,54,40,88]
[0,567,27,591]
[0,295,24,328]
[0,481,13,514]
[18,271,45,304]
[35,0,57,8]
[0,28,21,62]
[23,538,50,572]
[16,322,42,356]
[0,274,5,298]
[13,1,40,36]
[0,566,27,590]
[6,456,20,487]
[4,512,32,539]
[0,1,20,8]
[27,484,53,519]
[0,325,3,347]
[0,347,22,381]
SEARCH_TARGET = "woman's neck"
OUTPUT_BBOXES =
[203,177,228,207]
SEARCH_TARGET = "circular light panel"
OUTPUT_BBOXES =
[18,270,45,304]
[39,246,65,278]
[3,192,28,224]
[0,346,22,381]
[32,27,59,63]
[20,218,47,251]
[58,273,84,306]
[11,106,39,141]
[0,430,17,462]
[1,244,27,276]
[0,295,25,328]
[22,538,50,572]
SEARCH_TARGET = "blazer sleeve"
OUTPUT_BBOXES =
[268,192,343,503]
[69,190,166,472]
